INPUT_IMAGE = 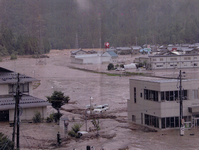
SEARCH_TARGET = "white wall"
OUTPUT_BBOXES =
[0,84,9,95]
[9,107,47,122]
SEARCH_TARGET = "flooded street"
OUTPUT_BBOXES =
[0,50,199,150]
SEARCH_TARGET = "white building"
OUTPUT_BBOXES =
[149,54,199,70]
[127,76,199,129]
[0,67,50,122]
[70,51,118,64]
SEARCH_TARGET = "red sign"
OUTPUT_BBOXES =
[172,48,177,51]
[105,42,110,48]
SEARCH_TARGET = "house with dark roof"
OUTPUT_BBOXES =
[70,48,88,55]
[0,67,50,122]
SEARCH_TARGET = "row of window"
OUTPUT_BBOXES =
[153,57,197,62]
[134,88,189,103]
[143,114,191,128]
[145,114,159,128]
[161,116,191,128]
[156,63,198,68]
[9,83,29,94]
[161,90,187,101]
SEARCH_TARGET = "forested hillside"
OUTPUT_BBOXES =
[0,0,199,55]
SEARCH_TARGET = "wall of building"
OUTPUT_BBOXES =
[9,106,47,122]
[128,77,199,129]
[150,55,199,69]
[0,84,8,95]
[70,54,111,64]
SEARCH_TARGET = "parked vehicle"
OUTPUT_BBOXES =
[92,104,109,114]
[85,103,97,109]
[77,131,88,137]
[92,109,103,114]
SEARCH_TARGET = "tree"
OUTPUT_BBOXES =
[46,91,70,125]
[91,118,100,136]
[107,63,114,70]
[0,132,14,150]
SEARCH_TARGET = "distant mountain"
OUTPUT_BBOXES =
[0,0,199,50]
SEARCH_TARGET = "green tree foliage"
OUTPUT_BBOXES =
[32,111,42,123]
[91,118,100,136]
[46,91,70,124]
[0,132,14,150]
[68,123,82,138]
[1,0,199,49]
[107,63,114,70]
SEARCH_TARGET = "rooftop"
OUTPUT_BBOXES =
[0,67,39,84]
[0,94,50,110]
[129,76,196,83]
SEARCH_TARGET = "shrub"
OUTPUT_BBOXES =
[120,64,124,68]
[10,53,17,60]
[107,63,114,70]
[0,132,14,149]
[32,111,42,123]
[68,123,82,138]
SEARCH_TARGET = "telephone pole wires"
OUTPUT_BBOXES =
[179,70,185,136]
[12,73,22,149]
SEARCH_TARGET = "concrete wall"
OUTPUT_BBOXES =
[128,77,199,128]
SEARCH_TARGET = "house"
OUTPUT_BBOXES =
[70,48,88,55]
[131,46,142,55]
[127,76,199,129]
[116,47,132,55]
[101,51,118,63]
[0,67,50,122]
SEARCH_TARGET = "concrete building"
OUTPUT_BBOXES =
[127,76,199,129]
[0,67,50,122]
[149,54,199,70]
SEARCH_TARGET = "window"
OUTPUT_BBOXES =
[193,90,198,99]
[145,114,159,128]
[140,93,142,97]
[153,59,156,61]
[134,87,136,103]
[184,57,191,60]
[144,89,158,102]
[156,65,163,67]
[9,83,29,94]
[170,58,177,61]
[161,90,185,101]
[160,58,163,61]
[132,115,136,121]
[194,57,198,59]
[161,116,190,128]
[161,92,165,101]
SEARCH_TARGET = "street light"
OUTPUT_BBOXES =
[90,97,93,115]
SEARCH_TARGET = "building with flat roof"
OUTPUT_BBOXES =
[127,76,199,129]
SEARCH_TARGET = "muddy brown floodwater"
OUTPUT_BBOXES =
[0,49,199,150]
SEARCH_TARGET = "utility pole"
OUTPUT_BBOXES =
[135,37,137,46]
[12,73,22,149]
[179,70,184,136]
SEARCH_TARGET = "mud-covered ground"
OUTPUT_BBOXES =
[1,49,199,150]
